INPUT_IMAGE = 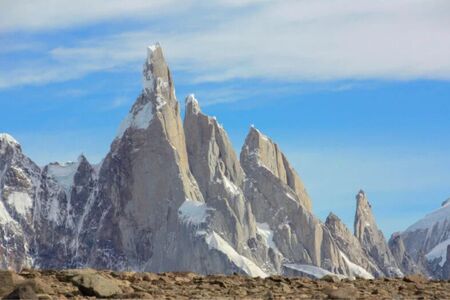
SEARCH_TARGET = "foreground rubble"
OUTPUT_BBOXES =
[0,269,449,299]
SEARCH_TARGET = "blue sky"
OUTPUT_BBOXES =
[1,0,450,237]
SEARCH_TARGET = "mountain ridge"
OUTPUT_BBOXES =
[0,43,448,280]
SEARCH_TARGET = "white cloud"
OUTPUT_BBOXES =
[1,0,450,88]
[0,0,189,32]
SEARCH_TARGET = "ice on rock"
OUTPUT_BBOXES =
[116,101,154,139]
[405,202,450,233]
[185,94,199,105]
[178,199,212,225]
[47,161,80,193]
[256,222,280,253]
[284,264,338,279]
[340,251,374,279]
[0,133,20,154]
[205,231,267,278]
[0,200,16,225]
[143,43,161,94]
[222,176,240,196]
[0,133,19,146]
[426,239,450,267]
[7,192,33,217]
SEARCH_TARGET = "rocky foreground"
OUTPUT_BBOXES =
[1,269,449,299]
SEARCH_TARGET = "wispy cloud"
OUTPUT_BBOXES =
[1,0,450,89]
[0,0,189,32]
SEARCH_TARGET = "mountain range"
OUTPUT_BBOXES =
[0,44,448,280]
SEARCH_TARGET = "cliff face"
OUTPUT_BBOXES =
[399,199,450,279]
[240,127,347,275]
[354,190,403,277]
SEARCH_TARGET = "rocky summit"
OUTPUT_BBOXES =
[0,44,450,282]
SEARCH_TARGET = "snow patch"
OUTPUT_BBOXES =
[284,264,337,279]
[426,239,450,267]
[185,94,198,105]
[256,222,280,253]
[0,133,20,154]
[0,133,19,146]
[285,192,297,202]
[405,201,450,234]
[143,43,162,94]
[147,43,160,62]
[205,231,267,278]
[0,200,16,224]
[7,191,33,216]
[47,196,61,223]
[47,161,79,193]
[178,199,212,225]
[339,251,374,279]
[223,177,240,196]
[116,101,154,139]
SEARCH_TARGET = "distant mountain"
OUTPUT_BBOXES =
[0,44,446,279]
[394,198,450,278]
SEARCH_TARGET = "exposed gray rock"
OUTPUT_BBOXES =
[399,198,450,279]
[240,127,346,275]
[388,232,423,275]
[184,95,278,274]
[0,134,38,270]
[354,190,402,277]
[74,43,210,272]
[443,245,450,279]
[325,212,381,278]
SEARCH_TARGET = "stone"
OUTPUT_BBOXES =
[70,273,122,298]
[0,271,24,297]
[403,275,428,284]
[3,282,37,300]
[321,275,341,283]
[323,286,357,299]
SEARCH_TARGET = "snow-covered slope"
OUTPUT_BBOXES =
[401,199,450,278]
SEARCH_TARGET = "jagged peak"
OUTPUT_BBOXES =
[442,198,450,207]
[77,154,88,163]
[390,232,401,239]
[142,42,171,96]
[185,94,201,114]
[146,42,161,63]
[326,212,340,222]
[246,125,271,145]
[0,133,22,156]
[356,189,366,201]
[116,44,173,140]
[356,189,372,209]
[0,133,19,146]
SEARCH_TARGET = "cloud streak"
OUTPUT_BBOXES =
[1,0,450,89]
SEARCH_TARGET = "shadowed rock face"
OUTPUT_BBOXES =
[354,190,403,277]
[240,127,346,274]
[0,135,38,270]
[388,233,423,276]
[241,127,312,211]
[399,199,450,279]
[325,212,382,278]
